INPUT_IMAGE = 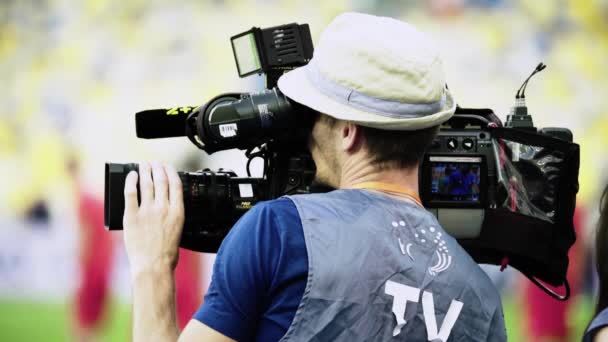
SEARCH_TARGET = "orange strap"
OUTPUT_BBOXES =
[351,181,424,208]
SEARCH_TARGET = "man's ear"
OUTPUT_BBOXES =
[340,122,364,152]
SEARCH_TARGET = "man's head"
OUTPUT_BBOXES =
[278,12,455,187]
[308,113,438,187]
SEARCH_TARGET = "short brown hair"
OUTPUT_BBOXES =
[361,125,439,169]
[321,113,439,169]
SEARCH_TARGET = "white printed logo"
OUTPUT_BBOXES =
[385,280,464,341]
[219,123,238,138]
[257,104,274,128]
[429,250,452,276]
[257,103,270,115]
[391,221,452,276]
[421,226,452,276]
[392,221,415,260]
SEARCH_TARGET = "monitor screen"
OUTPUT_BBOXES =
[429,156,482,203]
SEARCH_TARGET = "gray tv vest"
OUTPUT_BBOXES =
[280,189,506,342]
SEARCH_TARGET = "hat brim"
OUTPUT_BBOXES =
[278,66,456,130]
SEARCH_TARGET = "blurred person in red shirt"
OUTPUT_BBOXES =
[68,154,203,340]
[68,156,116,341]
[175,248,202,329]
[523,206,586,342]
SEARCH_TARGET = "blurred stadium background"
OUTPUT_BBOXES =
[1,0,607,341]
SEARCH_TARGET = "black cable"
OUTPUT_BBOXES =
[245,145,269,178]
[524,273,570,301]
[516,63,544,98]
[246,158,253,177]
[245,147,255,177]
[516,63,546,99]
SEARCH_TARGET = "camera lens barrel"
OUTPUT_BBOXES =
[201,88,309,153]
[105,163,257,225]
[105,163,232,230]
[105,162,264,252]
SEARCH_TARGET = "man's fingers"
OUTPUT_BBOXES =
[165,164,183,210]
[124,171,139,217]
[139,162,154,205]
[151,162,168,205]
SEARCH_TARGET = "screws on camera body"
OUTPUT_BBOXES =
[288,176,298,185]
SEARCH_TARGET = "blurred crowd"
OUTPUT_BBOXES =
[1,0,607,341]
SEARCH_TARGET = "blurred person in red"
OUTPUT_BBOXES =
[68,155,116,341]
[69,152,203,340]
[175,248,203,329]
[523,206,586,342]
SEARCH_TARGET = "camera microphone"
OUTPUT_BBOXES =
[506,62,546,130]
[135,106,197,139]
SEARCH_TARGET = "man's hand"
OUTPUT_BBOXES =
[123,162,185,275]
[123,162,232,342]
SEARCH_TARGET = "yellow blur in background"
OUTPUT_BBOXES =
[0,0,607,341]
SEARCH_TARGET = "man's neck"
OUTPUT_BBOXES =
[338,154,420,197]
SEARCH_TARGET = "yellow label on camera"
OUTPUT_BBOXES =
[166,106,195,115]
[238,201,252,209]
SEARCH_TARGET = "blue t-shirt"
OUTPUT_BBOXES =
[583,307,608,342]
[193,198,307,341]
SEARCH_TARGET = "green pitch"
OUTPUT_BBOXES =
[0,295,594,341]
[0,298,130,342]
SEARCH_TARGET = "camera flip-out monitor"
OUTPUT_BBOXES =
[231,31,263,77]
[422,155,487,208]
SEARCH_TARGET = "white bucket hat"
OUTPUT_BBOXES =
[278,12,456,130]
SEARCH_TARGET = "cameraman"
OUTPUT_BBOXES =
[122,13,506,341]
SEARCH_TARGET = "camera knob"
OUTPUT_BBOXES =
[447,138,458,150]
